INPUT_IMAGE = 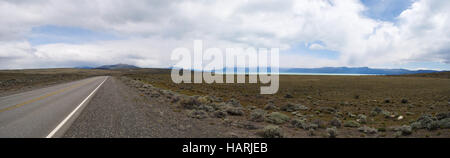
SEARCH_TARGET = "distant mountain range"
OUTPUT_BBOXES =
[278,67,439,75]
[79,64,439,75]
[74,66,95,69]
[209,67,439,75]
[76,64,140,70]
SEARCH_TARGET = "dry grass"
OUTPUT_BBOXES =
[125,69,450,129]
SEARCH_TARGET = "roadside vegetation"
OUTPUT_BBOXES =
[122,69,450,138]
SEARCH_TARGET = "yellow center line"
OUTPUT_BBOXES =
[0,78,99,113]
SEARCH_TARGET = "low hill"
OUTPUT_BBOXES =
[95,64,140,70]
[206,67,439,75]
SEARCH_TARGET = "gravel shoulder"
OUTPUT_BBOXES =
[64,77,243,138]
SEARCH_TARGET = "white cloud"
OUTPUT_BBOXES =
[0,0,448,69]
[309,44,326,50]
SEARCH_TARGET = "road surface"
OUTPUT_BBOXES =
[0,76,108,138]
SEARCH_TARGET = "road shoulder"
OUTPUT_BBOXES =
[64,76,241,138]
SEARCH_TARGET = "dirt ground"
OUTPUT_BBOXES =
[122,69,450,138]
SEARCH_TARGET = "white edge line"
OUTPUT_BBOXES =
[46,76,108,138]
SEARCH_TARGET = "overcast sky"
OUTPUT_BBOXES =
[0,0,449,70]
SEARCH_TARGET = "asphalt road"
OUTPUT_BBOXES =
[0,76,108,138]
